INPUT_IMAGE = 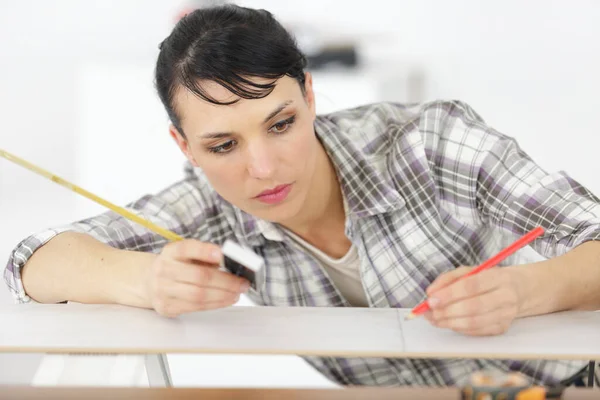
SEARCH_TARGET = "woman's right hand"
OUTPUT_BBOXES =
[143,239,250,317]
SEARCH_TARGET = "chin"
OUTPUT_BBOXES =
[254,204,299,224]
[250,195,303,224]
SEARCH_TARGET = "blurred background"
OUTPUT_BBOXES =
[1,0,599,388]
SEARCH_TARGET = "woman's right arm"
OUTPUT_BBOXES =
[4,167,249,316]
[22,231,248,316]
[21,231,156,306]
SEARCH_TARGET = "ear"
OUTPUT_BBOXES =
[169,124,199,167]
[303,72,316,119]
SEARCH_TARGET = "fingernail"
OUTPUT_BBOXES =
[212,249,222,261]
[240,281,250,292]
[428,297,440,308]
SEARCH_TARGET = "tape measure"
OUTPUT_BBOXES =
[461,371,558,400]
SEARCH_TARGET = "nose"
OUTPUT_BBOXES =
[246,140,275,180]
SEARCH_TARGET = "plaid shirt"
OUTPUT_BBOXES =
[5,100,598,386]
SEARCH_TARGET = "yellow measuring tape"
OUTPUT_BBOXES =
[0,148,183,242]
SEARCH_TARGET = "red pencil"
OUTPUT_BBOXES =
[405,226,545,320]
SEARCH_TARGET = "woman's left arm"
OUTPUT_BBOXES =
[425,240,600,336]
[423,102,600,335]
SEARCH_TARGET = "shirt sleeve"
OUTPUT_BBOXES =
[429,100,600,259]
[3,164,220,304]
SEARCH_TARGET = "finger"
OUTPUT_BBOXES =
[426,266,473,295]
[434,307,514,333]
[168,262,250,293]
[163,281,242,304]
[428,268,503,309]
[430,288,514,320]
[423,311,434,323]
[157,296,239,318]
[451,322,510,337]
[162,239,223,264]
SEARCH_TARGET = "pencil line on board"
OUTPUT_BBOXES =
[396,308,421,385]
[396,308,407,352]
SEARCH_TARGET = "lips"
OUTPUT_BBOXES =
[253,183,293,205]
[256,184,290,198]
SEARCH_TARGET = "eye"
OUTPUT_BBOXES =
[208,140,237,154]
[269,116,295,135]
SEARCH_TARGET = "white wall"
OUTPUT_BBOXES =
[241,0,600,193]
[1,0,599,387]
[0,0,185,297]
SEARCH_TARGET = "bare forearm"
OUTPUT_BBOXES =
[21,232,156,308]
[514,241,600,317]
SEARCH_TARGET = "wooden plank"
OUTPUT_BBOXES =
[0,304,404,357]
[0,386,596,400]
[398,308,600,360]
[0,386,457,400]
[1,304,599,360]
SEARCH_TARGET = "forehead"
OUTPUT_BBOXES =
[174,76,302,134]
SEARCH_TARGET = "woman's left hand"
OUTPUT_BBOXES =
[423,266,524,336]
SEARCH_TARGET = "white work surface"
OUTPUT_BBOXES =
[1,303,599,361]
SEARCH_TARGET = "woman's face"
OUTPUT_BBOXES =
[171,74,320,224]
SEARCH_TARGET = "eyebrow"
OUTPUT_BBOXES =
[263,100,293,124]
[198,100,294,140]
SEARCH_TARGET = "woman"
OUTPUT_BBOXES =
[5,4,599,387]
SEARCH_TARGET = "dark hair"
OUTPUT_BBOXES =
[154,4,308,135]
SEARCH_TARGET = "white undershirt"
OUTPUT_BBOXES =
[282,229,369,307]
